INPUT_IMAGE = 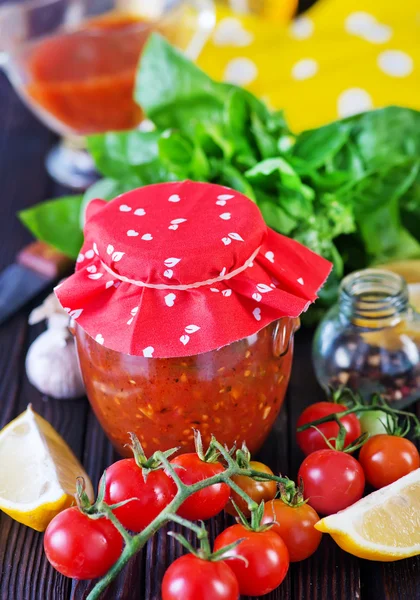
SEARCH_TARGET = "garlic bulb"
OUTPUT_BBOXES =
[26,290,85,399]
[25,328,85,400]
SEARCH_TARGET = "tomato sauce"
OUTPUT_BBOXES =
[75,321,295,457]
[23,13,152,134]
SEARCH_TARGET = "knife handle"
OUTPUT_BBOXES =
[17,241,74,279]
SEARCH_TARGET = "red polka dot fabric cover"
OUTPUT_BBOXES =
[55,181,332,358]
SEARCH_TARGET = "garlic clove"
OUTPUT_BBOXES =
[25,329,85,400]
[28,289,68,326]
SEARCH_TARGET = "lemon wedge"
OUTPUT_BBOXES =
[315,469,420,561]
[0,406,93,531]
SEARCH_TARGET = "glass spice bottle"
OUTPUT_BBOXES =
[313,269,420,408]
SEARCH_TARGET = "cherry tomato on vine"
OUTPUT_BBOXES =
[225,461,277,517]
[44,507,123,579]
[298,449,365,515]
[214,524,289,596]
[161,554,239,600]
[261,499,322,562]
[296,402,361,455]
[359,434,420,489]
[171,453,230,520]
[102,458,177,532]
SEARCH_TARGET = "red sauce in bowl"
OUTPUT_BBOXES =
[23,13,151,133]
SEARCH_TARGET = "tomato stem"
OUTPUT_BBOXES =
[86,438,294,600]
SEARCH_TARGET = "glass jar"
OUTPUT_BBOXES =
[75,318,298,456]
[313,269,420,408]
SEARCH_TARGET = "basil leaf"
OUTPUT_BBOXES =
[19,196,84,259]
[350,106,420,171]
[87,130,160,179]
[292,121,351,171]
[136,34,232,133]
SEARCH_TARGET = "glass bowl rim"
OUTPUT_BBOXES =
[0,0,189,38]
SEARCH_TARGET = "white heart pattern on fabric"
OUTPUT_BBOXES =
[256,283,273,293]
[131,307,139,315]
[210,288,219,293]
[185,324,200,334]
[127,230,139,237]
[76,253,84,263]
[220,267,227,277]
[134,208,146,216]
[219,213,231,220]
[119,205,132,212]
[218,194,234,201]
[164,269,174,279]
[86,265,97,273]
[265,251,275,263]
[141,233,153,241]
[95,334,104,345]
[168,218,187,231]
[253,307,262,321]
[252,292,262,302]
[164,257,181,268]
[107,245,114,255]
[228,232,244,241]
[222,289,232,297]
[222,237,232,246]
[165,293,176,307]
[105,280,114,289]
[127,317,134,325]
[216,200,226,206]
[69,309,83,319]
[297,277,305,285]
[85,249,95,259]
[143,346,154,357]
[88,273,103,280]
[180,335,190,346]
[112,251,125,262]
[168,194,181,203]
[93,243,99,255]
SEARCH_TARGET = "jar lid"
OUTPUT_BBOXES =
[55,181,332,358]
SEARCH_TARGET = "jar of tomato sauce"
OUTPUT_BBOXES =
[57,181,331,455]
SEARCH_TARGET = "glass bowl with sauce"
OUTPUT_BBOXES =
[0,0,215,187]
[75,318,299,456]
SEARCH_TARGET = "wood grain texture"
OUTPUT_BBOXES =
[1,12,420,599]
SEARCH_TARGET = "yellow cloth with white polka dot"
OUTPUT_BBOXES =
[197,0,419,132]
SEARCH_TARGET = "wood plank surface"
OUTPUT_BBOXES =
[1,11,420,599]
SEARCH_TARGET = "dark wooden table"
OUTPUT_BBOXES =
[1,50,420,600]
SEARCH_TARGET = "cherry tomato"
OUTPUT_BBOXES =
[44,507,123,579]
[225,461,277,517]
[171,453,230,520]
[214,524,289,596]
[359,434,420,489]
[161,554,239,600]
[102,458,177,532]
[296,402,361,455]
[359,410,388,436]
[261,499,322,562]
[298,449,365,515]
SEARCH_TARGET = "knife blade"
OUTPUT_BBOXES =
[0,241,74,326]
